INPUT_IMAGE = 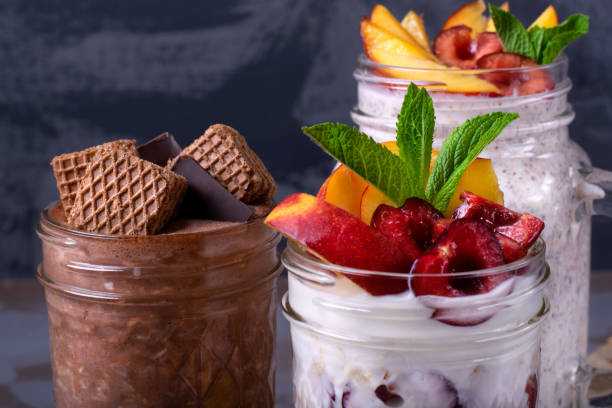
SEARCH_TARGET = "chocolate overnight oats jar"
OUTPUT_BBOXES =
[36,203,281,407]
[351,55,612,407]
[282,239,549,408]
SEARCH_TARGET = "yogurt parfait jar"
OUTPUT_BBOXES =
[351,55,612,407]
[283,239,549,407]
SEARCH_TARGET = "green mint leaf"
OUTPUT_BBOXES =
[395,83,435,195]
[490,4,536,60]
[425,112,519,212]
[527,25,547,62]
[302,123,418,206]
[540,14,589,64]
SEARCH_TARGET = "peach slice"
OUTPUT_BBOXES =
[361,18,500,94]
[360,185,396,225]
[485,1,509,32]
[430,150,504,217]
[264,193,413,294]
[528,5,559,30]
[370,5,431,57]
[318,165,368,218]
[442,0,487,37]
[400,10,433,54]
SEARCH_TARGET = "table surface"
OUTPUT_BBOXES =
[0,273,610,408]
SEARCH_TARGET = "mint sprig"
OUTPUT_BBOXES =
[302,84,518,213]
[491,4,589,64]
[396,83,435,196]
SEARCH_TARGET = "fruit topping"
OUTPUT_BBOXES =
[442,0,487,36]
[410,219,507,298]
[475,52,554,96]
[495,233,528,263]
[372,198,443,252]
[318,165,368,218]
[528,5,559,30]
[433,26,503,69]
[400,11,432,53]
[265,193,412,295]
[360,16,501,94]
[370,5,431,58]
[375,372,461,407]
[453,191,544,248]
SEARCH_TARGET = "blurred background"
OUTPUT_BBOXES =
[1,0,611,277]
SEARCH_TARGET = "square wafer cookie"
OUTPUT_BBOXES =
[69,149,187,235]
[50,140,137,219]
[180,124,275,204]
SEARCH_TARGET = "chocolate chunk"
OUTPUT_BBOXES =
[171,156,253,222]
[137,132,182,167]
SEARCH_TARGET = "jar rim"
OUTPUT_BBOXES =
[37,201,270,241]
[283,237,545,279]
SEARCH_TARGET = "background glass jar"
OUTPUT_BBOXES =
[36,203,281,408]
[282,239,549,408]
[351,55,612,407]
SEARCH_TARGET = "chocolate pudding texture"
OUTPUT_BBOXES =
[37,204,281,407]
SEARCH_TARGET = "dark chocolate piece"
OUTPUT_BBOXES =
[171,156,253,222]
[137,132,182,167]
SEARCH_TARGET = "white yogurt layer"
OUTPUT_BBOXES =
[351,83,594,407]
[287,271,543,408]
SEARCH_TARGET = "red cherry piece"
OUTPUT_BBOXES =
[473,32,504,61]
[475,52,554,96]
[434,27,504,69]
[434,25,476,69]
[453,191,544,248]
[372,198,443,254]
[411,219,507,298]
[371,205,422,262]
[495,233,528,263]
[432,218,452,243]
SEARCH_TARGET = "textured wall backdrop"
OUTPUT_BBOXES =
[1,0,610,276]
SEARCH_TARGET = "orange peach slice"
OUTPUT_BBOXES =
[360,185,396,225]
[442,0,487,37]
[430,150,504,217]
[360,18,500,94]
[528,5,559,30]
[264,193,414,295]
[485,2,509,32]
[370,5,431,57]
[319,165,368,218]
[400,11,432,53]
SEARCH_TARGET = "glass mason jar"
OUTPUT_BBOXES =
[282,239,549,408]
[351,55,612,407]
[36,203,281,408]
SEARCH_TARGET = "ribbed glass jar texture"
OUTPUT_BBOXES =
[283,240,549,408]
[36,203,281,408]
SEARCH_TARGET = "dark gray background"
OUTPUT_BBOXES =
[1,0,610,277]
